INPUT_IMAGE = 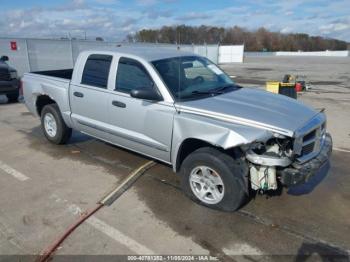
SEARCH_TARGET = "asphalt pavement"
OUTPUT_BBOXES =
[0,56,349,261]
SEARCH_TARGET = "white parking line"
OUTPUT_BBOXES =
[333,147,350,153]
[87,216,154,254]
[68,203,154,255]
[222,243,263,256]
[0,218,28,253]
[0,160,29,181]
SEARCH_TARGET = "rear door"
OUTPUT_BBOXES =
[69,54,113,139]
[107,57,175,163]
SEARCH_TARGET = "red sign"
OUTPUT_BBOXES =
[10,41,17,51]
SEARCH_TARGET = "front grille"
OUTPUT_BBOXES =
[300,126,320,158]
[303,130,316,142]
[302,142,315,155]
[294,114,326,163]
[0,70,10,81]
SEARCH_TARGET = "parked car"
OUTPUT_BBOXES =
[22,48,332,211]
[0,56,19,102]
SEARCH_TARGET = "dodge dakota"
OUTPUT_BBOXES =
[23,48,332,211]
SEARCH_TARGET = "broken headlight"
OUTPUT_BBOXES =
[246,136,293,167]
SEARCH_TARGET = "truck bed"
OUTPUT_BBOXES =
[31,69,73,80]
[23,69,72,119]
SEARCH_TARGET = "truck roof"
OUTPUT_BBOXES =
[82,46,195,62]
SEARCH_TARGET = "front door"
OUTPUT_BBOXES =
[107,57,175,163]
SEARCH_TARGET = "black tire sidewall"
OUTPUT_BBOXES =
[6,93,19,102]
[180,148,247,212]
[41,104,67,144]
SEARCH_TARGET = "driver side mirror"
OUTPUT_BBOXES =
[0,56,9,62]
[130,88,162,101]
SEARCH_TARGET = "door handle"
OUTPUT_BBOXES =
[74,92,84,98]
[112,100,126,108]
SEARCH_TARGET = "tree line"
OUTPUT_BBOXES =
[127,25,348,51]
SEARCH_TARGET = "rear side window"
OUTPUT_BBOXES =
[81,54,112,88]
[115,57,155,93]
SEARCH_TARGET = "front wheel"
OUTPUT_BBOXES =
[180,147,248,212]
[41,104,72,144]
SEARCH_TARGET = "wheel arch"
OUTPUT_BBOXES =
[35,95,57,116]
[174,137,243,172]
[35,93,73,128]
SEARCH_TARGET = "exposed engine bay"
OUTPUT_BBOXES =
[245,136,294,191]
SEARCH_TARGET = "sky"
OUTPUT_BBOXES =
[0,0,349,42]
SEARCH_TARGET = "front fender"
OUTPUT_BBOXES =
[171,112,272,171]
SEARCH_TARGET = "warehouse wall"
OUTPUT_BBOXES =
[218,45,245,63]
[0,38,30,76]
[275,50,350,57]
[0,38,232,76]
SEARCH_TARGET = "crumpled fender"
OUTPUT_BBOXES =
[171,112,272,171]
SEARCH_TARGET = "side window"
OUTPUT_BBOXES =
[183,60,216,81]
[116,57,155,93]
[81,54,112,88]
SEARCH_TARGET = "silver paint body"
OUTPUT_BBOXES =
[23,48,327,172]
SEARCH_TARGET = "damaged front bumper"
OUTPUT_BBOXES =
[279,133,332,187]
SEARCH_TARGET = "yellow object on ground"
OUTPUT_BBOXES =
[266,81,280,93]
[99,161,156,206]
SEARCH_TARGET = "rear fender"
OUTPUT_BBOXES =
[23,74,73,127]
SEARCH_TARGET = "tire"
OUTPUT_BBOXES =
[41,104,72,145]
[180,147,248,212]
[6,92,19,103]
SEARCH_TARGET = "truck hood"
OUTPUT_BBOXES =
[176,88,319,137]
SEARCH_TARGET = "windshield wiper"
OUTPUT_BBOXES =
[213,84,241,92]
[191,84,240,96]
[191,90,218,95]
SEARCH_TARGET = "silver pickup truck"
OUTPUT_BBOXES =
[23,48,332,211]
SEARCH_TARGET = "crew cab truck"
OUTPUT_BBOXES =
[23,48,332,211]
[0,55,19,102]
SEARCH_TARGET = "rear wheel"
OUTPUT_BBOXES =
[180,147,248,212]
[41,104,72,144]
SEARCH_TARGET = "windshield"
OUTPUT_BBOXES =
[152,56,240,101]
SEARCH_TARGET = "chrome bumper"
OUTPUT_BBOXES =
[280,133,332,187]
